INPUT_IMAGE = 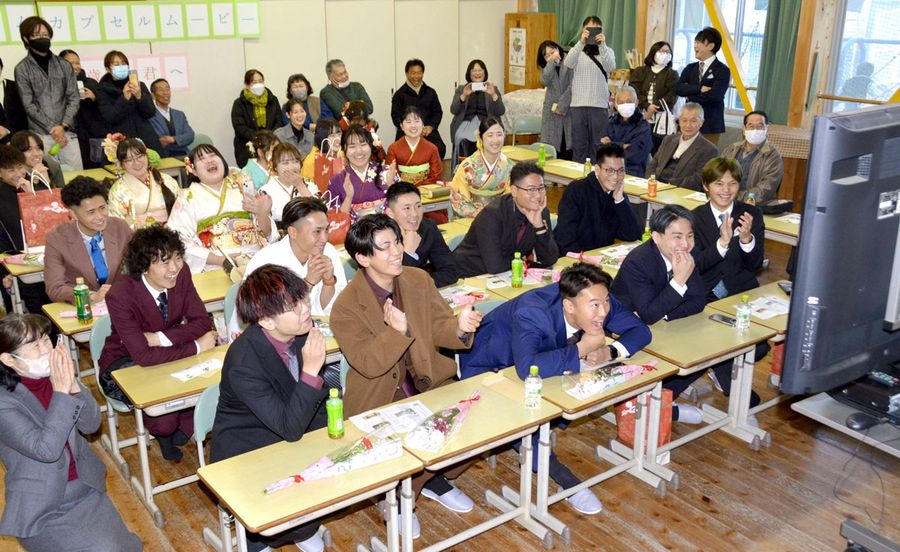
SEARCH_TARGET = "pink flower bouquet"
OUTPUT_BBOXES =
[264,431,402,494]
[404,392,481,453]
[563,361,658,400]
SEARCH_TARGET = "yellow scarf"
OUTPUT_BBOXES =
[242,88,269,128]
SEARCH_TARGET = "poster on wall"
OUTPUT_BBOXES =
[509,28,526,67]
[509,66,525,87]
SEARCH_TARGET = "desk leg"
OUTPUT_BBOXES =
[642,383,679,488]
[363,486,398,552]
[235,519,249,552]
[599,389,670,494]
[702,351,771,449]
[10,276,24,314]
[128,407,164,527]
[400,477,413,552]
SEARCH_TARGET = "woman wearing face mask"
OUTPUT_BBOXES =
[301,119,342,186]
[107,137,179,227]
[260,143,316,229]
[9,130,63,188]
[449,116,511,219]
[0,314,142,551]
[168,144,277,273]
[628,41,679,154]
[327,124,398,222]
[600,85,652,177]
[231,69,281,168]
[95,50,161,152]
[536,40,573,160]
[449,59,505,171]
[280,73,327,131]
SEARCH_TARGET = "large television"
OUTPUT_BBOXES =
[781,104,900,395]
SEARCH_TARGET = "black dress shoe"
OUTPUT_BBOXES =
[157,434,183,462]
[171,429,190,447]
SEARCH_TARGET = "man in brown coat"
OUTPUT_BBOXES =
[331,213,482,539]
[720,110,784,204]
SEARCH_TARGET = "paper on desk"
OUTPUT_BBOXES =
[1,253,44,266]
[171,358,223,382]
[595,243,640,271]
[350,400,432,436]
[485,272,512,289]
[684,191,709,202]
[313,318,333,337]
[624,176,648,188]
[60,301,108,318]
[735,296,789,320]
[776,213,801,224]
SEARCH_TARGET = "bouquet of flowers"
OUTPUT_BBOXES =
[563,361,658,401]
[264,430,402,494]
[404,392,481,453]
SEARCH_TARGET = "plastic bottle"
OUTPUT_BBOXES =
[583,157,592,177]
[48,143,61,156]
[511,252,524,288]
[537,143,546,168]
[647,174,658,198]
[524,365,542,409]
[735,294,751,334]
[641,225,652,243]
[73,277,93,324]
[746,192,756,206]
[326,388,344,439]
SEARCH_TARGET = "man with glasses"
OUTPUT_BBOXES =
[453,161,558,277]
[720,110,784,204]
[555,143,642,255]
[645,102,718,191]
[13,17,83,169]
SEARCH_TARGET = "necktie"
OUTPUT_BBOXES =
[89,234,108,285]
[718,213,726,226]
[566,330,584,346]
[157,292,168,325]
[713,213,728,298]
[285,346,300,382]
[667,269,674,282]
[699,61,705,83]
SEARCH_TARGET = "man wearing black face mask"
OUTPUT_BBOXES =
[13,16,83,170]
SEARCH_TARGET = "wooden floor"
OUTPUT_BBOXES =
[2,217,899,551]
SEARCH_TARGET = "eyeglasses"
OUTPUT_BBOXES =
[513,184,548,194]
[123,154,146,164]
[599,167,626,177]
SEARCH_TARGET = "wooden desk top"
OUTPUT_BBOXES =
[543,159,585,181]
[640,186,707,210]
[393,375,560,467]
[112,345,229,408]
[193,268,234,304]
[437,220,470,242]
[197,424,423,533]
[644,307,776,370]
[0,254,43,277]
[63,168,116,184]
[708,282,790,334]
[42,302,93,336]
[763,213,800,239]
[501,145,539,162]
[499,351,679,416]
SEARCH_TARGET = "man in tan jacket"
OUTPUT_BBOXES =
[720,110,784,204]
[332,213,482,539]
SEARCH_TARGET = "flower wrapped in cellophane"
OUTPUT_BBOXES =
[562,361,658,401]
[404,392,481,453]
[264,430,402,494]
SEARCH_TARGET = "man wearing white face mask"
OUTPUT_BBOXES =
[600,85,652,177]
[319,59,373,122]
[720,110,784,204]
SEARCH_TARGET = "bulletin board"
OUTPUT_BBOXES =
[0,0,260,45]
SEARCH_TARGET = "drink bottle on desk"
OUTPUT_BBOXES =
[746,192,756,206]
[647,174,658,198]
[735,295,751,334]
[583,157,592,177]
[511,252,524,288]
[537,144,546,168]
[326,388,344,439]
[524,365,542,409]
[641,225,652,242]
[73,277,93,324]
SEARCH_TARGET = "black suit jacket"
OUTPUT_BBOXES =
[0,79,27,143]
[691,201,765,299]
[391,82,445,158]
[645,133,719,191]
[610,239,706,324]
[675,58,730,134]
[554,173,642,254]
[402,218,458,288]
[210,323,328,463]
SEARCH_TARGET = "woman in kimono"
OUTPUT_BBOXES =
[241,130,281,190]
[107,138,180,227]
[386,106,442,186]
[449,116,511,218]
[327,125,399,222]
[168,144,277,272]
[260,143,316,229]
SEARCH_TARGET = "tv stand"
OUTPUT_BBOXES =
[791,393,900,460]
[841,519,900,552]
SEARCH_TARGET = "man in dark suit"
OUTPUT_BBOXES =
[460,263,650,514]
[555,142,642,255]
[0,57,27,145]
[675,27,730,144]
[44,176,132,304]
[391,59,445,158]
[385,182,458,287]
[453,162,559,277]
[211,265,329,552]
[610,204,706,423]
[99,226,217,461]
[645,102,718,191]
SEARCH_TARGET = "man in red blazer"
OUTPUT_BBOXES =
[99,225,217,461]
[44,176,132,304]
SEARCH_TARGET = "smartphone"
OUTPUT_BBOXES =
[778,281,792,296]
[471,82,487,92]
[128,69,139,88]
[587,27,603,43]
[709,313,736,327]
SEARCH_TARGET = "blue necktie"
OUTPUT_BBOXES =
[90,234,108,285]
[713,213,728,298]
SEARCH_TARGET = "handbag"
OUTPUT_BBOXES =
[614,388,672,448]
[321,190,351,245]
[313,144,345,195]
[652,99,677,137]
[16,182,71,248]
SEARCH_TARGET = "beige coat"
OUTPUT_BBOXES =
[720,139,784,204]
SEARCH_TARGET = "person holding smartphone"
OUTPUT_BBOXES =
[449,59,505,171]
[564,16,616,164]
[95,50,161,153]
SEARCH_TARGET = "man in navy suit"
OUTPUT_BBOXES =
[675,27,730,144]
[460,263,651,515]
[610,204,706,423]
[149,78,195,159]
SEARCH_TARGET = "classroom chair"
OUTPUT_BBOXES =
[526,142,558,160]
[510,115,542,145]
[189,133,214,151]
[341,256,357,282]
[90,315,142,480]
[224,281,240,327]
[447,232,465,252]
[194,384,235,552]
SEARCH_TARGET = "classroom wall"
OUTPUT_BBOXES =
[0,0,517,167]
